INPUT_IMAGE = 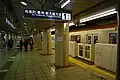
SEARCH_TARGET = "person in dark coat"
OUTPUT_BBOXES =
[24,38,29,51]
[7,38,14,51]
[29,37,34,51]
[19,38,24,51]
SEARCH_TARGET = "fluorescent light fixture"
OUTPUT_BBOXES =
[80,8,117,23]
[6,18,16,29]
[20,1,27,6]
[0,70,8,72]
[61,0,70,8]
[50,28,55,32]
[69,22,75,26]
[80,24,86,26]
[59,0,64,4]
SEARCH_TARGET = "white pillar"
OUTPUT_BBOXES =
[47,29,52,54]
[39,32,42,50]
[42,29,52,55]
[55,22,69,67]
[43,29,47,54]
[35,32,42,50]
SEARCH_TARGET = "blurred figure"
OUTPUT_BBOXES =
[3,38,7,49]
[24,38,29,51]
[19,38,24,51]
[7,38,14,51]
[29,37,34,51]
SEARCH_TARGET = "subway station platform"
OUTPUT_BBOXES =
[3,49,115,80]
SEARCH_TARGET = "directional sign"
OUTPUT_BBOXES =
[24,9,72,21]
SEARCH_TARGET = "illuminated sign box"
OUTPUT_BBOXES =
[24,9,72,21]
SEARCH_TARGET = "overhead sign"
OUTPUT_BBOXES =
[24,9,72,21]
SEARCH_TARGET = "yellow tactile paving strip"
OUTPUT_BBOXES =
[69,57,116,79]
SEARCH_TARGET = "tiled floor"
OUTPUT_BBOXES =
[4,50,102,80]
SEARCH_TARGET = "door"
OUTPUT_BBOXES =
[85,45,91,60]
[78,44,84,58]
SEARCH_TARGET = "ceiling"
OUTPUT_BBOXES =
[65,0,106,15]
[10,0,111,33]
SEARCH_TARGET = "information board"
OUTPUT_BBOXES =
[24,9,72,21]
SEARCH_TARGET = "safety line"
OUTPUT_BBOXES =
[69,57,116,79]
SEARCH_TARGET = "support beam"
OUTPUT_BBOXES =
[42,29,52,55]
[55,22,69,67]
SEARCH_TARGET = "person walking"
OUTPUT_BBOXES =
[7,38,14,51]
[29,37,34,51]
[24,38,29,51]
[19,38,24,51]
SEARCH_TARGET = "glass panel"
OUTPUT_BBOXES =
[87,36,92,44]
[85,51,90,58]
[79,50,83,56]
[109,33,117,44]
[76,36,81,43]
[79,45,83,49]
[94,36,98,44]
[85,46,90,50]
[71,35,81,43]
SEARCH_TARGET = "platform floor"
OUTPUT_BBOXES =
[4,50,112,80]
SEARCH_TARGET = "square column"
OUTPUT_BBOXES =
[47,29,52,54]
[34,32,42,50]
[55,22,69,67]
[42,29,52,55]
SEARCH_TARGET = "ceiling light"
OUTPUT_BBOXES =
[50,28,55,32]
[20,1,27,6]
[6,18,16,29]
[80,8,117,23]
[59,0,64,4]
[61,0,71,8]
[80,24,86,26]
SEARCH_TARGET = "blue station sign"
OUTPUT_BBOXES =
[24,9,72,21]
